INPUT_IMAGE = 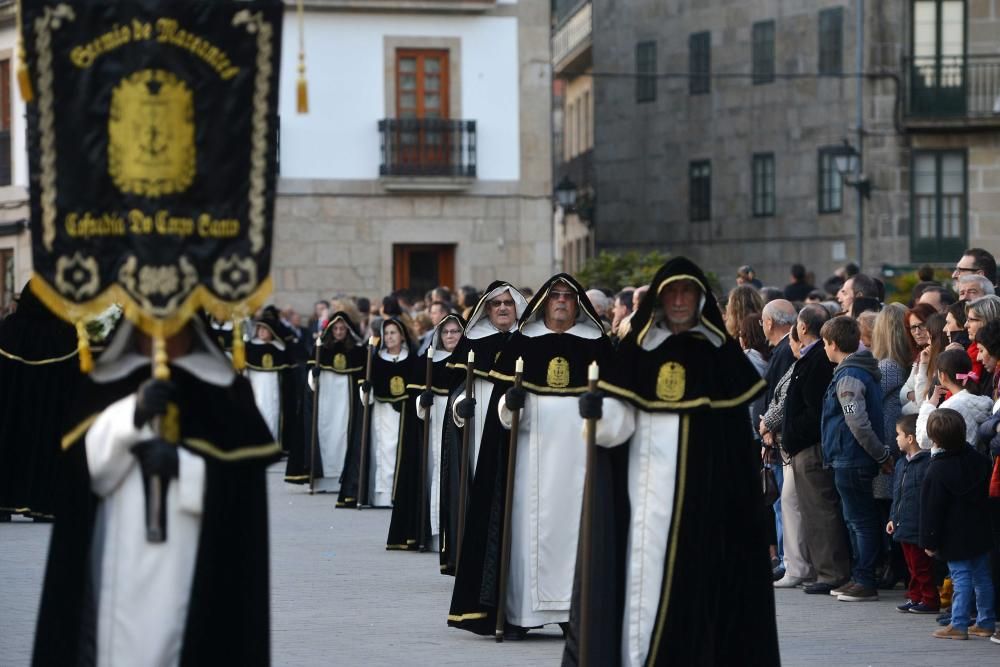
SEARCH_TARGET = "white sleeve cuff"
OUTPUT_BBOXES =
[178,449,205,516]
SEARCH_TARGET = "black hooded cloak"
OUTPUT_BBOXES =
[0,284,81,519]
[562,257,779,666]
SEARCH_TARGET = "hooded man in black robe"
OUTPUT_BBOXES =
[563,257,780,666]
[447,274,612,638]
[33,317,279,666]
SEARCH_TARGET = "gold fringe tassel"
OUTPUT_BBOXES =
[296,0,308,114]
[16,0,32,102]
[75,321,93,374]
[153,335,170,381]
[231,319,246,371]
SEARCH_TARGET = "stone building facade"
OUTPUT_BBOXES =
[273,0,553,312]
[591,0,1000,289]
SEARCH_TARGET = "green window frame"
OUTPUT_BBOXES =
[636,41,657,103]
[689,32,711,95]
[818,7,844,75]
[910,149,967,262]
[818,146,844,213]
[752,153,775,217]
[689,161,711,222]
[752,20,775,85]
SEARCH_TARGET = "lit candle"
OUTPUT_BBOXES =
[468,350,475,364]
[428,344,435,357]
[369,335,377,347]
[588,361,599,381]
[515,357,524,374]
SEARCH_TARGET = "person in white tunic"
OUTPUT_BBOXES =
[245,312,291,444]
[562,257,780,667]
[32,319,278,666]
[447,274,612,638]
[358,318,416,508]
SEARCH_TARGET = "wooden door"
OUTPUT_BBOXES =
[393,244,455,296]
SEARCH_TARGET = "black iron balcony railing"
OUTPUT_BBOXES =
[904,55,1000,121]
[378,118,476,178]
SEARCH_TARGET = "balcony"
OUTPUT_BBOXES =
[301,0,496,13]
[904,55,1000,130]
[378,118,476,191]
[552,1,592,74]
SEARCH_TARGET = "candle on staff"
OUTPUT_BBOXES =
[515,357,524,374]
[588,361,599,381]
[468,350,475,364]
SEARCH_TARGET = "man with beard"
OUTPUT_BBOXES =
[447,275,612,638]
[563,257,779,666]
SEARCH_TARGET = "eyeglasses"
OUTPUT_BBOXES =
[549,290,575,300]
[909,322,927,333]
[489,299,515,308]
[441,328,462,336]
[953,265,978,274]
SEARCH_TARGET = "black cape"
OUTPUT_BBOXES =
[286,313,366,486]
[448,274,613,635]
[33,363,279,666]
[562,257,779,666]
[0,284,82,519]
[387,314,466,552]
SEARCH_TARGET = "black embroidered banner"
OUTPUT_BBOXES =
[24,0,282,336]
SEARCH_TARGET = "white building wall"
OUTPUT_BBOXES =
[278,12,521,182]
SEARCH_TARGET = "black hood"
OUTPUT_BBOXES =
[518,273,605,337]
[321,311,362,345]
[627,256,727,348]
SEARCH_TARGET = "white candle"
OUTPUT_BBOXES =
[588,361,599,381]
[369,335,377,347]
[428,344,435,357]
[515,357,524,374]
[468,350,475,364]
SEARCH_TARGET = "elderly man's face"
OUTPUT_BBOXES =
[660,280,700,333]
[429,303,447,326]
[544,281,578,331]
[486,289,517,332]
[959,281,985,302]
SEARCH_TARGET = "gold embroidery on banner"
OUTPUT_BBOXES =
[546,356,570,388]
[118,255,198,317]
[389,375,405,396]
[656,362,686,401]
[54,252,100,300]
[212,255,258,300]
[108,69,195,197]
[333,353,346,371]
[262,353,273,369]
[232,10,274,253]
[34,4,77,251]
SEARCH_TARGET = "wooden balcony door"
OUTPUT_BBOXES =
[396,49,451,172]
[393,244,455,296]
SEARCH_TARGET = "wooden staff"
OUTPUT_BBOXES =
[495,356,524,642]
[455,349,475,565]
[357,335,377,509]
[578,361,600,665]
[417,344,435,552]
[307,335,323,495]
[146,335,173,543]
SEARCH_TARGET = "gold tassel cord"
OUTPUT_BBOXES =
[296,0,308,114]
[75,321,93,374]
[16,0,33,102]
[231,319,246,371]
[153,335,171,381]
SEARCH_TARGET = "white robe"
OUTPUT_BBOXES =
[370,400,401,507]
[452,376,495,478]
[312,371,351,492]
[248,370,280,443]
[417,392,448,551]
[594,398,680,667]
[86,393,206,667]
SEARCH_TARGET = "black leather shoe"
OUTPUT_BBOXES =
[803,581,840,595]
[503,623,529,640]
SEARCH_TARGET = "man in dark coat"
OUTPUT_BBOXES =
[563,257,779,666]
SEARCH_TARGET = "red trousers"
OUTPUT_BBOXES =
[901,541,940,608]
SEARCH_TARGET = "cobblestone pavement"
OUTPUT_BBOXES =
[2,465,999,666]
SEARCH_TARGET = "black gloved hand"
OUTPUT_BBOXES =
[456,397,477,419]
[134,379,176,429]
[505,386,527,411]
[361,380,373,394]
[578,390,603,420]
[419,390,434,408]
[131,437,180,480]
[310,366,320,380]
